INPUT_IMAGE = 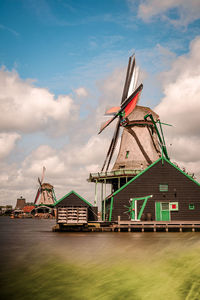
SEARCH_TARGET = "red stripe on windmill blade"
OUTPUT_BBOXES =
[105,106,120,115]
[98,84,143,134]
[99,118,114,133]
[121,83,143,109]
[124,89,141,118]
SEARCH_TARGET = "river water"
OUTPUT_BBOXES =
[1,217,200,263]
[1,217,200,299]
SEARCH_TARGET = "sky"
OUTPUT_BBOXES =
[0,0,200,207]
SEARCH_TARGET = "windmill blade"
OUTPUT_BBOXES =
[120,83,143,116]
[38,177,42,187]
[34,187,41,205]
[101,135,115,172]
[98,113,119,134]
[125,57,135,99]
[99,118,116,133]
[105,119,121,171]
[105,106,120,116]
[133,66,140,91]
[99,84,143,134]
[123,85,143,118]
[121,83,143,108]
[100,55,142,171]
[121,56,132,104]
[127,64,139,98]
[101,119,121,172]
[41,166,46,184]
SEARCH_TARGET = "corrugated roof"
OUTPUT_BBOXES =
[23,206,35,213]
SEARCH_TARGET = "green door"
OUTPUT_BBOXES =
[155,202,161,221]
[156,202,170,221]
[161,203,170,221]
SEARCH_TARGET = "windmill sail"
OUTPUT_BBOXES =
[100,54,141,171]
[99,54,163,173]
[98,84,143,134]
[34,188,41,204]
[105,106,120,116]
[34,167,56,205]
[127,65,139,98]
[122,85,142,118]
[88,53,168,223]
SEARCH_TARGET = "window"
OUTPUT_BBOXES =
[159,184,168,192]
[161,202,169,210]
[169,202,178,211]
[189,204,195,210]
[125,151,129,159]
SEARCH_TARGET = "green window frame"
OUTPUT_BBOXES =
[159,184,168,192]
[125,151,129,159]
[169,202,179,211]
[189,204,195,210]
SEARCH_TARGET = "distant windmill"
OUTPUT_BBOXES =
[34,166,56,206]
[99,54,166,172]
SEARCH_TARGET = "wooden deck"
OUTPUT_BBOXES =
[53,219,200,232]
[115,220,200,232]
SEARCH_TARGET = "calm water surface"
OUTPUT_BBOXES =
[1,216,200,265]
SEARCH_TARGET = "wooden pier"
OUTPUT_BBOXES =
[53,218,200,232]
[115,219,200,232]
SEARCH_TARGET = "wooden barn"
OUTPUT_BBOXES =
[55,190,98,226]
[105,157,200,222]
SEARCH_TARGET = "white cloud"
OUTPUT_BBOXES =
[0,63,126,206]
[135,0,200,26]
[1,134,109,206]
[22,145,66,177]
[75,87,88,97]
[0,68,78,135]
[5,40,200,208]
[155,37,200,178]
[0,133,20,159]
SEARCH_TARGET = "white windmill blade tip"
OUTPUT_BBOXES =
[41,166,46,183]
[134,66,140,90]
[129,52,135,59]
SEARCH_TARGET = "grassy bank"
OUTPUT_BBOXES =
[1,248,200,300]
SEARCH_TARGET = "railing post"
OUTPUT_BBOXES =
[118,216,121,232]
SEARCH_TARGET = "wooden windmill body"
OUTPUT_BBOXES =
[112,105,161,171]
[39,182,55,205]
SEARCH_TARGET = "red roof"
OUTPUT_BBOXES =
[23,206,35,213]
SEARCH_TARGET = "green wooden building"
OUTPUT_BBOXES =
[104,157,200,222]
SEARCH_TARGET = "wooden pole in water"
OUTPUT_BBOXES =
[101,182,103,221]
[94,180,97,206]
[104,179,106,221]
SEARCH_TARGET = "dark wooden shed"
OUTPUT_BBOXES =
[55,190,98,224]
[105,158,200,222]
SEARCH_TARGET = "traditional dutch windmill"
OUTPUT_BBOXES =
[88,54,169,203]
[34,166,56,206]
